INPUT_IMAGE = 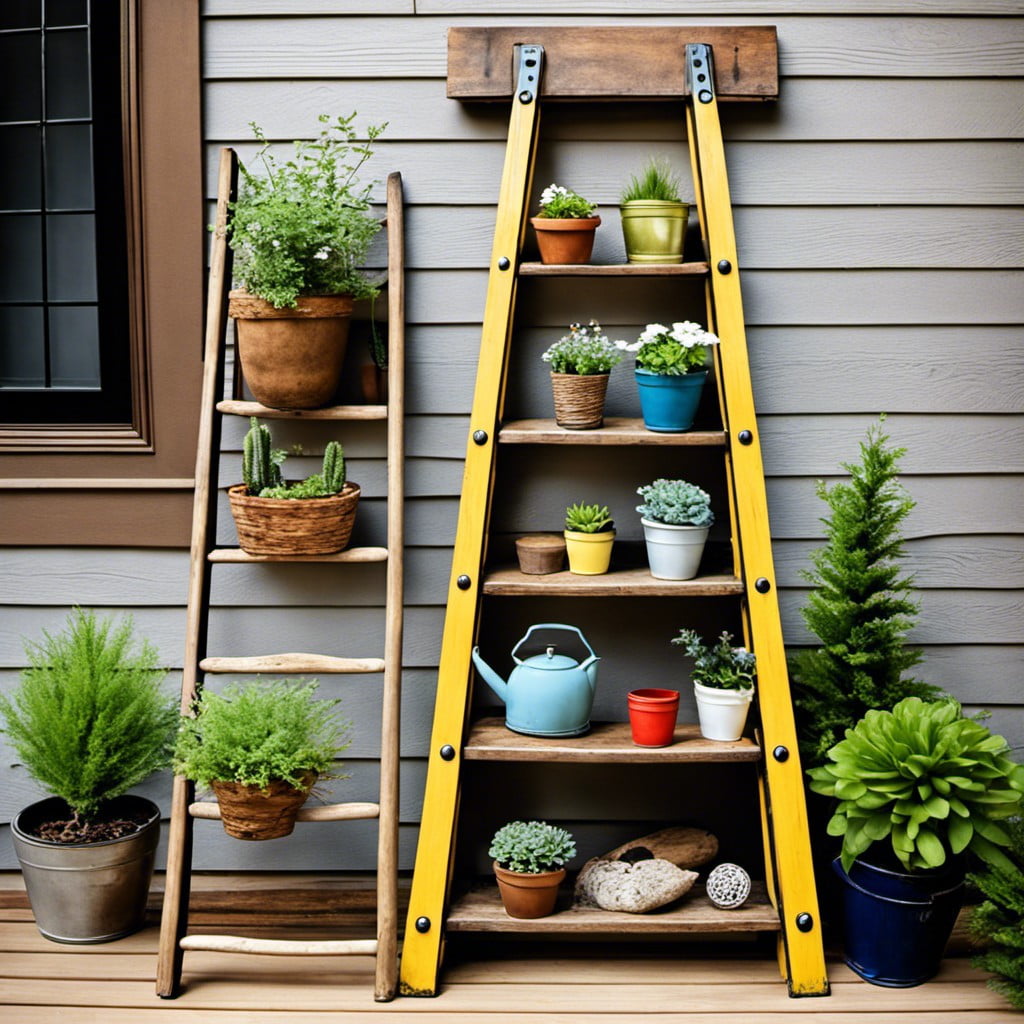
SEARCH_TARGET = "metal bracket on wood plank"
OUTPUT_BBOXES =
[686,43,715,104]
[515,44,544,104]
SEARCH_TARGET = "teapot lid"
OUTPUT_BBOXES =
[519,644,579,671]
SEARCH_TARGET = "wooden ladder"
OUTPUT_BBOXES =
[155,150,405,1002]
[400,31,828,998]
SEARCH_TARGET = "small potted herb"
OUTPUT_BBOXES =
[563,501,615,575]
[530,183,600,265]
[173,679,350,841]
[635,478,713,580]
[489,820,576,918]
[617,321,718,432]
[619,157,688,263]
[671,628,755,741]
[541,320,624,429]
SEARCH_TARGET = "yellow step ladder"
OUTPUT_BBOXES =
[400,30,828,999]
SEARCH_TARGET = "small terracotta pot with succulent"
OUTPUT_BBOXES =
[489,820,577,919]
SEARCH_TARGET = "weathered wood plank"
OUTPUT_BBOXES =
[423,1,1024,13]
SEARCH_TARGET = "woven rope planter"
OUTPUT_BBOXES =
[211,772,317,841]
[228,482,360,556]
[550,372,610,430]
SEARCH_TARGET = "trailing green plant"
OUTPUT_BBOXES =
[617,321,717,375]
[790,418,940,767]
[620,157,683,203]
[564,502,614,534]
[536,183,597,219]
[541,320,624,376]
[226,113,386,309]
[0,609,177,833]
[488,820,577,874]
[173,679,350,791]
[807,697,1024,874]
[241,418,347,499]
[970,817,1024,1010]
[636,478,713,527]
[672,629,755,691]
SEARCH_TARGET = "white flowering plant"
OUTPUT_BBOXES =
[541,321,624,375]
[617,321,718,375]
[536,183,597,219]
[225,114,386,309]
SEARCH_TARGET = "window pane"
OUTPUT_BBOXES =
[48,304,99,387]
[0,214,43,301]
[0,1,40,31]
[45,123,92,208]
[0,32,42,121]
[45,28,89,120]
[47,212,96,301]
[0,306,45,387]
[45,0,86,28]
[0,125,42,210]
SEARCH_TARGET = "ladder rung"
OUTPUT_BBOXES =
[180,934,379,956]
[209,546,388,563]
[189,800,380,822]
[216,399,387,421]
[199,654,386,674]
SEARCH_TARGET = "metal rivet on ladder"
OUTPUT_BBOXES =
[498,257,511,270]
[473,429,488,445]
[415,917,431,933]
[738,429,753,445]
[457,575,472,590]
[717,259,732,274]
[773,745,789,763]
[754,577,771,594]
[796,913,815,933]
[439,745,456,761]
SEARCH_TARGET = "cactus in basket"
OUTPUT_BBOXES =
[242,417,284,495]
[241,419,347,499]
[321,441,346,494]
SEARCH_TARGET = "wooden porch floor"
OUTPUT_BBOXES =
[0,873,1016,1022]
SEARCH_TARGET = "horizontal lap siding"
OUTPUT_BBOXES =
[1,5,1020,870]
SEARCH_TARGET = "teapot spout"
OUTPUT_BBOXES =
[581,654,601,694]
[471,646,508,703]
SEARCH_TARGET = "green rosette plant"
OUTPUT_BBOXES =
[536,183,597,219]
[636,478,713,527]
[564,502,614,534]
[617,321,718,376]
[489,820,577,874]
[672,629,755,691]
[808,697,1024,874]
[541,321,624,376]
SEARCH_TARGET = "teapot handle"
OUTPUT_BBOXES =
[511,623,595,664]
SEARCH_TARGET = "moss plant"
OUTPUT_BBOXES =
[489,820,576,874]
[620,158,683,203]
[173,680,350,792]
[0,609,177,835]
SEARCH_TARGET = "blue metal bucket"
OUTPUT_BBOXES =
[634,368,707,432]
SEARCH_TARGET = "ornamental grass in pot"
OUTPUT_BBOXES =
[671,628,755,741]
[563,501,615,575]
[173,679,350,841]
[530,183,600,265]
[541,320,624,429]
[225,114,385,409]
[489,820,577,919]
[619,158,689,264]
[0,609,177,943]
[635,477,713,580]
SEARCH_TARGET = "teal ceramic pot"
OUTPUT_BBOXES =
[635,367,708,432]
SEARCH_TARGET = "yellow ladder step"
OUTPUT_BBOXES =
[180,935,379,956]
[199,654,386,674]
[189,800,380,822]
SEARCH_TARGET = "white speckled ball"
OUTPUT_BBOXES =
[706,862,751,909]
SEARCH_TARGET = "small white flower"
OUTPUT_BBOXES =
[250,222,262,232]
[314,248,330,260]
[271,239,280,248]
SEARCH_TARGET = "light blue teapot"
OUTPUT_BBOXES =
[472,623,599,737]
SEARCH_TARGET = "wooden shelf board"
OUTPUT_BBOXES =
[499,418,726,446]
[463,718,760,763]
[209,546,388,563]
[446,880,778,934]
[482,565,743,597]
[217,400,387,421]
[518,262,709,277]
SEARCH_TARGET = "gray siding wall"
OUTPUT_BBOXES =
[1,2,1021,871]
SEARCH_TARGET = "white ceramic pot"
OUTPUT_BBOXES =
[640,519,709,580]
[693,681,754,741]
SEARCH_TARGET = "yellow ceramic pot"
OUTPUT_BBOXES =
[564,529,615,575]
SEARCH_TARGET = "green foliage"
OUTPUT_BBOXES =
[541,320,624,375]
[0,609,177,827]
[621,321,717,376]
[242,418,347,499]
[672,629,755,691]
[620,157,683,203]
[488,820,577,874]
[536,183,597,219]
[564,502,614,534]
[970,818,1024,1009]
[790,419,940,767]
[173,679,350,791]
[807,697,1024,874]
[636,478,714,528]
[226,113,385,309]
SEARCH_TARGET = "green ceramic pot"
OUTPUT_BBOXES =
[620,200,688,263]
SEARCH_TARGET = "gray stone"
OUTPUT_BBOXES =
[574,856,699,913]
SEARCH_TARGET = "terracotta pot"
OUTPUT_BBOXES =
[530,216,600,265]
[211,772,317,841]
[360,363,388,405]
[515,534,566,575]
[627,688,680,747]
[493,861,566,919]
[550,372,609,429]
[229,290,354,410]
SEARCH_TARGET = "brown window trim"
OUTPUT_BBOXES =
[0,1,203,546]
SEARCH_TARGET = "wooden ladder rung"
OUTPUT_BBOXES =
[189,800,380,822]
[180,934,379,956]
[208,547,388,563]
[199,654,386,674]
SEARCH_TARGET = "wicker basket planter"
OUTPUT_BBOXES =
[228,482,360,556]
[211,772,317,841]
[550,372,610,430]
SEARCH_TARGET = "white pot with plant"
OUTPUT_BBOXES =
[529,183,600,265]
[224,113,386,409]
[563,501,615,575]
[541,320,624,429]
[619,157,689,264]
[489,820,577,919]
[672,629,755,741]
[635,478,713,580]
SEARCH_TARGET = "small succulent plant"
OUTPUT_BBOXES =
[488,820,577,874]
[564,502,614,534]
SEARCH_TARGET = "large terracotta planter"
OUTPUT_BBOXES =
[229,290,354,410]
[550,371,609,429]
[211,772,317,841]
[530,216,600,265]
[620,200,688,263]
[493,861,566,919]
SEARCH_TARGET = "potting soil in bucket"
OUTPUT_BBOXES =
[833,857,965,987]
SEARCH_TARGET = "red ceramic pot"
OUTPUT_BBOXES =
[627,688,680,747]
